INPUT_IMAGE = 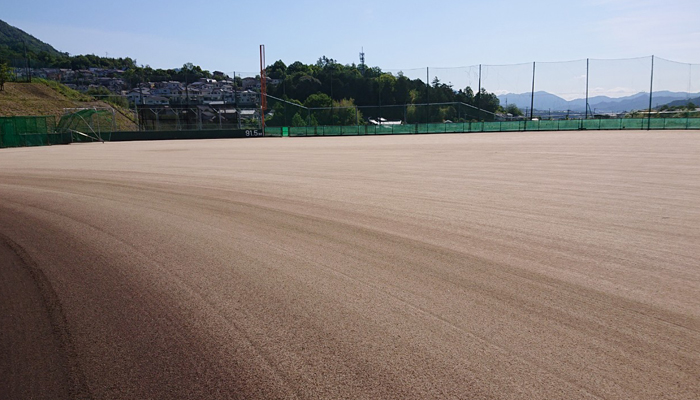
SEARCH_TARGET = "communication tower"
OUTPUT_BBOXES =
[359,47,366,75]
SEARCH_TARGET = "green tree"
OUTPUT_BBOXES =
[0,61,10,91]
[266,97,304,127]
[504,104,523,116]
[267,60,287,79]
[305,93,333,125]
[332,98,362,125]
[474,88,500,120]
[304,92,333,109]
[309,114,319,126]
[287,61,314,76]
[377,73,397,103]
[291,113,306,127]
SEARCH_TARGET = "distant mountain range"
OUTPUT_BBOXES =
[666,96,700,108]
[498,91,700,113]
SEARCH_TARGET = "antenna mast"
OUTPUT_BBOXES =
[359,47,366,75]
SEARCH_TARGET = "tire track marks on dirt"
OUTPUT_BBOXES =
[1,131,699,399]
[0,232,92,400]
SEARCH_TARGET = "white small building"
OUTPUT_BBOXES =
[144,96,170,106]
[241,77,259,90]
[125,88,151,104]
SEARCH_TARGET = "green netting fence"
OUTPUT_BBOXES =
[0,116,70,148]
[3,117,699,148]
[263,118,700,137]
[56,109,116,142]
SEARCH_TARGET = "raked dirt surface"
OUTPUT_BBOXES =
[1,131,699,399]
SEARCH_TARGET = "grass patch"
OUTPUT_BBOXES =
[34,78,93,102]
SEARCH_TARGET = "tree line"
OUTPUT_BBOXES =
[264,57,503,126]
[3,35,511,125]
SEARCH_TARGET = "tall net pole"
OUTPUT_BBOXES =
[585,59,590,119]
[478,64,482,121]
[530,62,536,120]
[426,67,430,124]
[647,55,654,130]
[260,45,267,132]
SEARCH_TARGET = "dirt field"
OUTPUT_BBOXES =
[1,131,699,399]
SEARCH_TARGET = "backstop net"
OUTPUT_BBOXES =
[57,108,117,142]
[407,56,699,122]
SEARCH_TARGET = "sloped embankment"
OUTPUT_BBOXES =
[0,81,137,131]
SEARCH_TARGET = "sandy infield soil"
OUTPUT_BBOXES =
[1,131,699,399]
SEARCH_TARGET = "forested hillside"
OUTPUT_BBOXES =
[1,19,135,70]
[0,19,64,61]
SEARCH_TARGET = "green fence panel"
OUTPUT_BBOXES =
[498,121,518,131]
[443,123,460,133]
[14,117,28,136]
[371,125,390,135]
[47,132,70,145]
[323,126,341,136]
[391,125,413,134]
[619,119,644,130]
[21,134,47,146]
[422,123,439,134]
[663,118,687,129]
[273,117,700,138]
[538,121,559,131]
[597,119,612,130]
[648,118,666,130]
[1,119,20,148]
[15,115,698,149]
[582,119,601,130]
[557,120,579,130]
[289,126,307,136]
[0,116,64,148]
[340,125,358,135]
[524,120,540,131]
[481,122,499,132]
[265,127,283,136]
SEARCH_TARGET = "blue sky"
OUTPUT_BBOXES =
[3,0,700,97]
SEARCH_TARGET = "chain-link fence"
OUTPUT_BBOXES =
[423,56,699,119]
[264,56,698,129]
[3,56,699,140]
[262,117,700,138]
[134,105,262,131]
